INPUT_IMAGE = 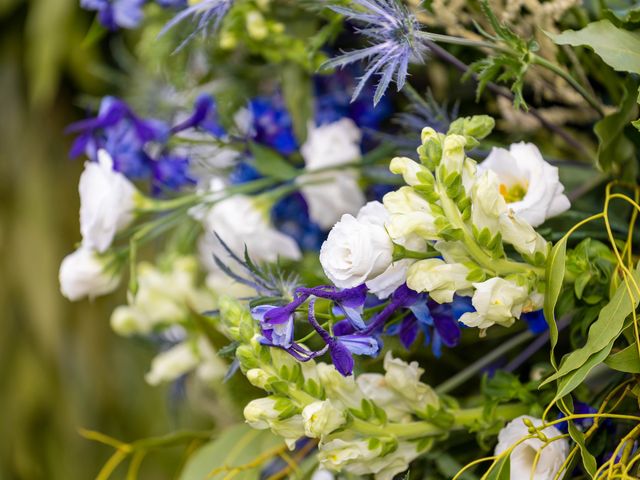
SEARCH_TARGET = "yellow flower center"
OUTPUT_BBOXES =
[499,182,528,203]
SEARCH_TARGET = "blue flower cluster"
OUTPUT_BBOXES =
[80,0,187,30]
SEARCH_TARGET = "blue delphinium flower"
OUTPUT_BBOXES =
[248,96,298,156]
[160,0,234,50]
[153,154,195,192]
[322,0,428,105]
[81,0,146,30]
[171,94,226,137]
[67,96,169,179]
[522,309,548,334]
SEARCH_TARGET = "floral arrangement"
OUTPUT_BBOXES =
[60,0,640,478]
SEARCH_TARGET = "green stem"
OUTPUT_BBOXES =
[418,32,504,52]
[352,403,528,439]
[435,327,534,394]
[531,55,604,116]
[393,244,441,261]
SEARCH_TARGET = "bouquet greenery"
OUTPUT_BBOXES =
[60,0,640,478]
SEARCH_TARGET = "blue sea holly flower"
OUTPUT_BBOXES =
[81,0,146,30]
[160,0,234,50]
[322,0,428,105]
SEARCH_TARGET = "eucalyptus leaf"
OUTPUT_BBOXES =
[542,263,640,386]
[249,143,299,181]
[179,424,285,480]
[549,20,640,74]
[552,342,614,400]
[544,235,567,369]
[560,396,596,478]
[593,78,639,176]
[605,343,640,373]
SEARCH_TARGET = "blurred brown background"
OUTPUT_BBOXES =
[0,2,205,478]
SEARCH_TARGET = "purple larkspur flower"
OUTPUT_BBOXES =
[171,94,226,137]
[152,154,195,192]
[322,0,428,105]
[307,299,379,376]
[248,96,298,155]
[297,285,368,329]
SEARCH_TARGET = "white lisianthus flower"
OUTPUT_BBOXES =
[59,247,120,301]
[383,187,439,241]
[495,415,569,480]
[198,178,301,263]
[460,277,529,329]
[480,142,570,227]
[299,118,366,230]
[80,150,139,253]
[301,400,346,438]
[320,203,393,289]
[406,258,472,303]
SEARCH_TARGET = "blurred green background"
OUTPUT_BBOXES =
[0,2,210,478]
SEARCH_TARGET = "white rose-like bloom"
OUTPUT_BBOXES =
[495,415,569,480]
[301,400,346,438]
[80,150,139,252]
[59,247,120,301]
[299,118,366,229]
[320,204,393,289]
[459,277,529,329]
[406,258,472,303]
[480,142,570,227]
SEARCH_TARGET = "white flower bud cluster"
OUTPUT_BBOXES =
[320,116,570,330]
[238,340,441,479]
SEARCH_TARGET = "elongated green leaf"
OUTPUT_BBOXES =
[180,424,285,480]
[549,20,640,74]
[553,339,615,400]
[593,78,639,176]
[560,396,596,478]
[605,343,640,373]
[542,264,640,386]
[282,64,313,144]
[544,235,567,369]
[484,454,510,480]
[249,143,299,181]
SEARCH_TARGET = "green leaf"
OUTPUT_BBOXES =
[560,396,596,478]
[542,263,640,386]
[553,343,614,400]
[484,454,510,480]
[549,20,640,74]
[544,235,567,369]
[605,343,640,373]
[179,424,285,480]
[249,143,298,181]
[593,78,639,176]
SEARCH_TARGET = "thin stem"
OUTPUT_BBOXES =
[419,32,504,51]
[435,328,534,394]
[422,39,591,157]
[531,54,605,116]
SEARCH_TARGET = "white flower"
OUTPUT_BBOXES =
[383,187,439,241]
[459,277,529,329]
[472,170,548,257]
[480,142,570,227]
[320,204,393,289]
[441,134,467,174]
[383,352,440,411]
[145,341,200,386]
[406,258,472,304]
[316,363,363,409]
[244,397,305,449]
[299,118,366,229]
[311,469,335,480]
[79,150,138,252]
[356,373,413,422]
[390,156,432,186]
[198,179,301,263]
[495,415,569,480]
[59,247,120,301]
[301,400,346,438]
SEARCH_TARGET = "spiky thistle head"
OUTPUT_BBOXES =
[322,0,428,105]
